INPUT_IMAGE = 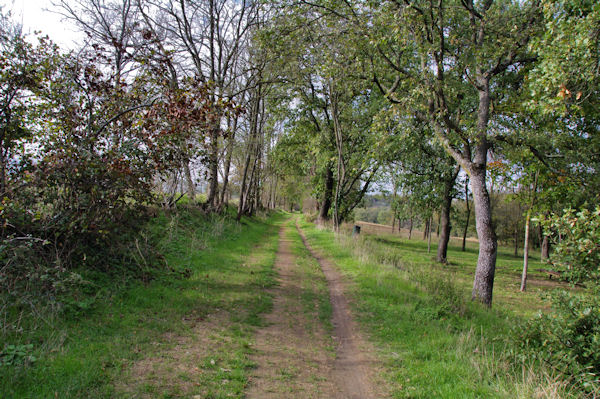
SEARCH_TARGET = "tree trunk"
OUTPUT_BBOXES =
[437,194,452,263]
[331,87,344,232]
[236,87,261,221]
[427,216,432,253]
[462,178,470,252]
[521,212,531,291]
[469,165,498,307]
[408,218,413,239]
[206,126,220,210]
[540,212,550,261]
[520,170,538,291]
[184,160,195,202]
[541,235,550,260]
[220,116,237,208]
[0,146,7,197]
[244,157,257,215]
[317,164,334,223]
[514,226,519,257]
[391,177,398,233]
[437,167,459,263]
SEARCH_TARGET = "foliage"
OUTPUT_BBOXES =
[263,5,383,225]
[0,11,226,331]
[0,344,36,367]
[540,207,600,283]
[515,288,600,394]
[353,207,383,224]
[528,0,600,117]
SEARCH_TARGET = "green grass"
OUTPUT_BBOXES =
[361,233,569,318]
[1,208,288,398]
[298,217,576,398]
[285,218,333,335]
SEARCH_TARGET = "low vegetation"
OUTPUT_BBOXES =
[298,216,584,397]
[0,208,283,398]
[1,0,599,397]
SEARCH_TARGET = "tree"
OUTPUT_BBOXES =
[0,20,59,199]
[376,114,459,263]
[263,6,382,227]
[366,0,542,306]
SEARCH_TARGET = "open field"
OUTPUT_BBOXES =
[348,219,573,317]
[353,220,480,244]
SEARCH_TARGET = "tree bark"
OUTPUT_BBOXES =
[427,216,432,253]
[206,126,220,209]
[433,78,497,306]
[469,165,497,307]
[437,194,452,263]
[220,116,237,208]
[541,235,550,260]
[0,145,7,197]
[521,171,538,291]
[317,164,334,223]
[462,178,470,252]
[437,167,459,263]
[236,86,261,221]
[184,160,195,202]
[514,226,519,257]
[408,218,413,239]
[521,212,531,291]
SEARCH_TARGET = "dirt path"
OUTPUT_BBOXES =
[246,225,339,398]
[248,220,385,398]
[296,223,381,399]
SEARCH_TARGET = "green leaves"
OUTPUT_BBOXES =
[0,344,36,367]
[515,287,600,394]
[540,206,600,283]
[528,0,600,117]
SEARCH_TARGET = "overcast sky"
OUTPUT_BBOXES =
[3,0,81,49]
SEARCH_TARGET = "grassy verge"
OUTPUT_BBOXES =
[298,217,577,398]
[1,208,287,398]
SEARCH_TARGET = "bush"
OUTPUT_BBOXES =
[540,207,600,283]
[515,288,600,394]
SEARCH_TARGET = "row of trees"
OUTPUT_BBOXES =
[262,0,599,308]
[1,0,284,303]
[2,0,599,309]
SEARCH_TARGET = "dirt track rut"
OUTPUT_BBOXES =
[247,221,383,398]
[296,223,377,399]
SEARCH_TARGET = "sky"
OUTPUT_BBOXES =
[3,0,81,49]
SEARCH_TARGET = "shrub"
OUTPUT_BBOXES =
[540,207,600,283]
[515,288,600,394]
